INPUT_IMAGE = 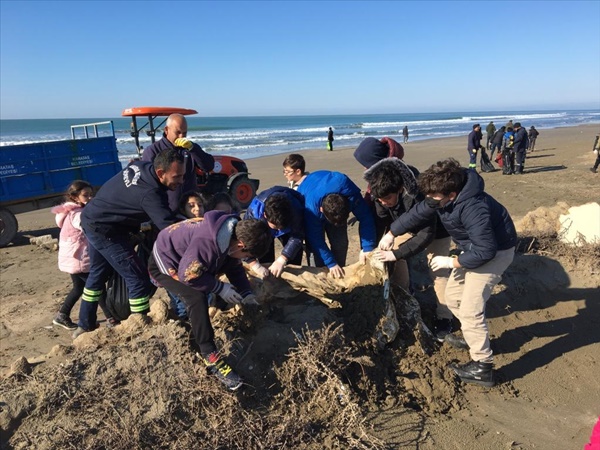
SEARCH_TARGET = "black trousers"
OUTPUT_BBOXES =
[60,272,112,319]
[148,255,216,356]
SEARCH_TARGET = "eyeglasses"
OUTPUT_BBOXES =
[282,169,295,175]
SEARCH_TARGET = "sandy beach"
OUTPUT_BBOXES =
[1,124,599,449]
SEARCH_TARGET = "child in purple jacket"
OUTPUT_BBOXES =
[148,211,271,391]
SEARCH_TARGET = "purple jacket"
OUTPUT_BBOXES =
[142,136,214,211]
[151,210,251,296]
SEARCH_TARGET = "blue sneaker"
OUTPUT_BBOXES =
[203,351,243,391]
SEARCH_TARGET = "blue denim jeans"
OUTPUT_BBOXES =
[168,291,189,320]
[79,227,151,330]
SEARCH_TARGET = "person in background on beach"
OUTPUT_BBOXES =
[505,119,513,129]
[528,126,539,153]
[364,158,455,342]
[148,212,271,391]
[142,113,214,213]
[501,127,515,175]
[298,170,377,278]
[402,125,409,144]
[489,126,506,161]
[378,158,516,387]
[467,123,484,170]
[51,181,117,330]
[590,134,600,174]
[282,153,309,190]
[485,121,496,150]
[75,148,185,338]
[244,186,305,278]
[513,122,529,175]
[165,191,208,321]
[327,127,334,151]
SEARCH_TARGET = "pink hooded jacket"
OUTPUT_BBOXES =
[51,202,90,274]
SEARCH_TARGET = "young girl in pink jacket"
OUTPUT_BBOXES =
[51,181,115,330]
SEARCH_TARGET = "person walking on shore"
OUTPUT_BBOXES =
[378,158,516,387]
[327,127,334,151]
[402,125,409,144]
[528,126,539,153]
[142,113,214,212]
[490,126,506,160]
[513,123,529,174]
[485,121,496,150]
[590,134,600,173]
[467,124,483,170]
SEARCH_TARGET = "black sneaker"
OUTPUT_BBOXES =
[433,319,452,343]
[450,360,495,387]
[445,333,469,350]
[53,313,78,330]
[203,351,243,391]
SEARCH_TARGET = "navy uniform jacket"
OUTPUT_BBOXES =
[82,161,178,235]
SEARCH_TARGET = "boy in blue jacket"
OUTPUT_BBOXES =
[244,186,305,278]
[148,211,271,391]
[298,171,377,279]
[379,159,516,387]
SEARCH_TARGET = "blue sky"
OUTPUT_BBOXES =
[1,0,599,119]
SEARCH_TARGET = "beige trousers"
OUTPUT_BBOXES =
[444,247,515,363]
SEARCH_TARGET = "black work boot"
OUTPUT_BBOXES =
[433,318,453,343]
[445,332,469,350]
[450,360,495,387]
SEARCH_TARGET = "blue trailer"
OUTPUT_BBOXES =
[0,121,122,247]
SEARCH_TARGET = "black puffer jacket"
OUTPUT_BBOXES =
[389,169,517,269]
[363,158,448,260]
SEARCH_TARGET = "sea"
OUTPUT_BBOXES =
[1,109,599,166]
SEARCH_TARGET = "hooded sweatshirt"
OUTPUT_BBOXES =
[152,210,251,296]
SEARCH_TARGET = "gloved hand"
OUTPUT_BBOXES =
[378,232,395,251]
[242,294,259,305]
[359,250,370,265]
[218,283,243,305]
[174,137,193,150]
[251,261,270,279]
[328,264,345,279]
[373,250,397,262]
[268,256,287,278]
[430,256,455,271]
[472,148,478,154]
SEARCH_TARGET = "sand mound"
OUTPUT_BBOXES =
[515,201,570,237]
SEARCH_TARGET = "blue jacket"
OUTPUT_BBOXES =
[244,186,305,261]
[389,169,517,269]
[152,211,251,296]
[298,171,377,267]
[82,161,178,235]
[142,136,214,212]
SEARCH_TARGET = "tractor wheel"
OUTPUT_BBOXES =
[230,177,256,209]
[0,208,18,248]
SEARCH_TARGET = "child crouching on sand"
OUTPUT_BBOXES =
[51,180,117,330]
[148,212,271,390]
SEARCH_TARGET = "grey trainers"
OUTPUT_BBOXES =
[72,327,88,339]
[203,351,243,391]
[53,313,78,330]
